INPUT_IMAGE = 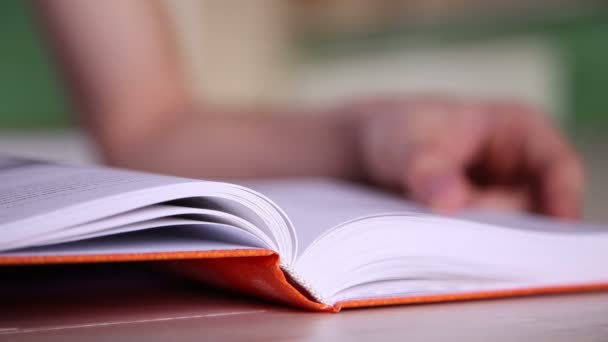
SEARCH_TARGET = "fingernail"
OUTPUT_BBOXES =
[426,173,462,213]
[425,173,453,198]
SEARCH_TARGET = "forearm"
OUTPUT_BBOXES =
[34,0,363,181]
[33,0,188,148]
[103,109,363,181]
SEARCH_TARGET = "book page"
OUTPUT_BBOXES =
[244,178,608,304]
[461,210,606,233]
[0,157,196,246]
[2,223,262,257]
[0,158,188,224]
[0,157,295,259]
[243,178,425,253]
[246,178,607,254]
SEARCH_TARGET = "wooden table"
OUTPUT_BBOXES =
[2,263,608,342]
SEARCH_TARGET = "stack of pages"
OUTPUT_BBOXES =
[1,158,606,311]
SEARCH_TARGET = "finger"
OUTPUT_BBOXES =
[473,103,530,185]
[400,103,487,213]
[469,187,531,213]
[403,146,473,213]
[521,114,585,219]
[536,154,584,219]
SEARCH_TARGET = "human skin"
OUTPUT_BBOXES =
[34,0,584,219]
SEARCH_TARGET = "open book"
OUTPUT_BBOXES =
[1,157,607,312]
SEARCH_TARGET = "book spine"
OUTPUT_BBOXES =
[279,263,329,305]
[0,249,338,312]
[162,251,337,312]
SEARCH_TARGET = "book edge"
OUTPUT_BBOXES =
[3,250,606,311]
[336,282,608,309]
[0,249,337,312]
[0,248,274,265]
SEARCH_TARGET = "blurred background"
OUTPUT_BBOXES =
[0,0,607,221]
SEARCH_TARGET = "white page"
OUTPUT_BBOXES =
[34,217,268,250]
[0,157,295,258]
[461,210,607,233]
[298,212,608,299]
[243,178,425,253]
[246,178,607,253]
[20,205,274,250]
[244,179,608,302]
[0,158,189,229]
[2,224,262,257]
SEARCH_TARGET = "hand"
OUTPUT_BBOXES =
[352,98,584,219]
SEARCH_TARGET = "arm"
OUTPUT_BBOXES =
[34,0,584,219]
[33,0,362,179]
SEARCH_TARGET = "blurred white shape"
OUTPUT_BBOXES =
[292,37,565,119]
[164,0,291,108]
[0,130,96,165]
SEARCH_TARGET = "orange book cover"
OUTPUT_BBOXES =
[2,250,608,312]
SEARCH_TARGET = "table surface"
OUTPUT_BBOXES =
[2,263,608,342]
[1,130,608,341]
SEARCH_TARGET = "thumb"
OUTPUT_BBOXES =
[403,150,472,213]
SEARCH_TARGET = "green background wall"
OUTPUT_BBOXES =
[0,1,606,130]
[0,0,69,128]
